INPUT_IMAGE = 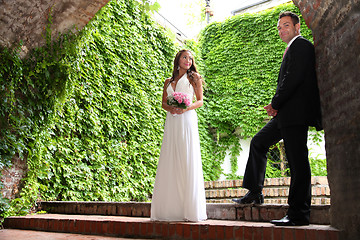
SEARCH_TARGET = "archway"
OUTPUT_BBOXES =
[293,0,360,239]
[1,0,359,239]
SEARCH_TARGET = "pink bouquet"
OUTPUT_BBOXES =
[167,92,191,109]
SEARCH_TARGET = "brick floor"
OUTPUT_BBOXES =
[3,214,340,240]
[0,229,155,240]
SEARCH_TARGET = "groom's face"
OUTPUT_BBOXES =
[277,16,300,44]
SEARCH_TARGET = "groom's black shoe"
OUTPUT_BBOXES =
[270,215,309,226]
[232,191,264,204]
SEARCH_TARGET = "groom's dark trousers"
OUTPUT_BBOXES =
[242,117,311,222]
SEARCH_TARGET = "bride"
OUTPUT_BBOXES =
[150,50,207,222]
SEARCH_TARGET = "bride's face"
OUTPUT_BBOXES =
[178,51,193,71]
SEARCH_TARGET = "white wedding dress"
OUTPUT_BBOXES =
[150,73,207,222]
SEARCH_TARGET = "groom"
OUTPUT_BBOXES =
[232,11,322,226]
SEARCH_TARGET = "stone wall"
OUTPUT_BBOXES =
[293,0,360,239]
[1,156,28,200]
[0,0,110,55]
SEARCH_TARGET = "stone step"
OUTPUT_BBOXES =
[204,176,329,189]
[206,197,330,205]
[37,201,331,225]
[3,213,340,240]
[204,177,331,205]
[205,187,330,205]
[205,187,330,198]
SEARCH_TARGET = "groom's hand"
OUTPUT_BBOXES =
[264,104,278,117]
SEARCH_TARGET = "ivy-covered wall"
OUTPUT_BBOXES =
[197,3,318,178]
[0,0,324,218]
[38,0,176,202]
[0,0,179,216]
[199,3,313,138]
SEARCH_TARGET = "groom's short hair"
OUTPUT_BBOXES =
[279,11,300,26]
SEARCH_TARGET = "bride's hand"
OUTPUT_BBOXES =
[170,107,182,115]
[169,106,176,115]
[172,107,186,115]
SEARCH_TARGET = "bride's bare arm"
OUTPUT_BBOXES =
[162,78,180,114]
[185,72,203,112]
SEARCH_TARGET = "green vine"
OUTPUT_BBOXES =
[0,1,326,219]
[197,3,323,178]
[0,12,78,217]
[0,0,177,217]
[37,0,177,202]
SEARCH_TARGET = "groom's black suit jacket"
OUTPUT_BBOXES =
[271,36,322,130]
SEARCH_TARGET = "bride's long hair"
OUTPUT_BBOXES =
[169,50,204,87]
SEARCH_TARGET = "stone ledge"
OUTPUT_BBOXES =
[37,201,331,225]
[37,201,150,217]
[206,203,330,225]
